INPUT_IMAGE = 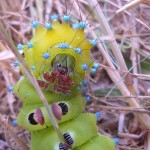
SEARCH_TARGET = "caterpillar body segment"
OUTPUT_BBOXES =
[31,113,114,150]
[16,94,86,131]
[14,77,79,105]
[74,134,115,150]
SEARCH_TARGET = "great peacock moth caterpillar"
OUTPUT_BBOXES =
[14,3,115,149]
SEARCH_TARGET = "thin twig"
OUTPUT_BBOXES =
[0,22,65,143]
[86,0,150,129]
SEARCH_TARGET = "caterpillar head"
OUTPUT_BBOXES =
[19,17,94,94]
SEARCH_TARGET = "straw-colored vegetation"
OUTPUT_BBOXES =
[0,0,150,149]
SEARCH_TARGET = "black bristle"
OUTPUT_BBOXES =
[58,103,68,115]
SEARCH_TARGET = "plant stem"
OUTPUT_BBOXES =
[0,22,64,143]
[85,0,150,129]
[88,0,128,71]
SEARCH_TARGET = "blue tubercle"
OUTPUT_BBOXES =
[82,64,88,71]
[82,80,88,86]
[85,96,91,102]
[79,82,83,86]
[77,87,80,90]
[51,14,58,21]
[91,68,97,74]
[25,93,29,98]
[32,20,39,28]
[93,63,100,69]
[82,87,87,94]
[31,66,36,70]
[113,138,119,144]
[79,22,86,29]
[74,48,82,54]
[7,86,13,92]
[72,23,79,29]
[17,43,24,50]
[90,39,98,46]
[19,75,23,80]
[43,52,50,59]
[58,42,70,49]
[27,42,34,48]
[13,61,19,67]
[12,120,17,126]
[63,15,70,22]
[95,112,101,119]
[45,23,52,30]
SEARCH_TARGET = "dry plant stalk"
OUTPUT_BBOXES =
[86,0,150,129]
[0,114,29,150]
[116,0,150,14]
[0,22,65,143]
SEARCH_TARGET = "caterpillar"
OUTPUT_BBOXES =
[13,2,115,150]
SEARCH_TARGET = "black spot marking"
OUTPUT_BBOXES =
[58,103,68,115]
[28,113,38,125]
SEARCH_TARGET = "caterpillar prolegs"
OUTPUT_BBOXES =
[14,14,115,149]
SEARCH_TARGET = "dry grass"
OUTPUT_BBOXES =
[0,0,150,149]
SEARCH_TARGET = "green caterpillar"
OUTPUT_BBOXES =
[14,14,115,150]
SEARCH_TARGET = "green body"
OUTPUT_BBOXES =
[31,114,114,150]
